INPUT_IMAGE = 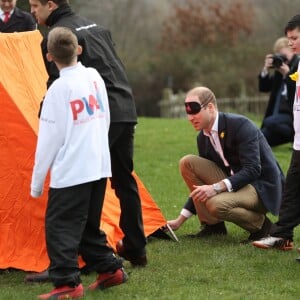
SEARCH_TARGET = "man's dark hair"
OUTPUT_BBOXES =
[285,14,300,34]
[39,0,69,5]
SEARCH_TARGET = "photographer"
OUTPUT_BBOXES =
[259,37,299,147]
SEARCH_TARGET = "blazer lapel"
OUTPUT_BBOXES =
[218,113,226,151]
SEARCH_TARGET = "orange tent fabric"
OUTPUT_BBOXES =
[0,31,166,272]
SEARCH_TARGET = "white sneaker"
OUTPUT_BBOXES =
[252,236,293,251]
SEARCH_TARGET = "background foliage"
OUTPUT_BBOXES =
[18,0,300,116]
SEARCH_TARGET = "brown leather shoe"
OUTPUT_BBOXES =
[116,240,147,267]
[24,269,50,283]
[188,222,227,238]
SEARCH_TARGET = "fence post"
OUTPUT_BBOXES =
[235,80,248,114]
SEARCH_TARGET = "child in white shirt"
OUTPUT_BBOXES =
[31,26,127,300]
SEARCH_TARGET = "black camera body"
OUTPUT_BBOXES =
[272,54,288,68]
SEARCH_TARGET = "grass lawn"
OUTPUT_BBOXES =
[1,117,299,300]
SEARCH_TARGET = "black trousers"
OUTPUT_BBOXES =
[261,113,294,147]
[109,123,147,256]
[46,179,122,288]
[271,150,300,240]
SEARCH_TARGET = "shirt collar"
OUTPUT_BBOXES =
[0,9,14,17]
[204,112,219,136]
[59,62,82,76]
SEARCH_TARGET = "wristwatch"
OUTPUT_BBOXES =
[213,183,222,194]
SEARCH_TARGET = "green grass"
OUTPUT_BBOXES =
[1,117,299,300]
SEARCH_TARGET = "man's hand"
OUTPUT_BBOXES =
[263,54,273,72]
[190,184,216,203]
[277,62,290,77]
[167,215,187,231]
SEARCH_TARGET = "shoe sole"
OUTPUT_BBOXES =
[38,287,84,299]
[57,296,83,300]
[42,295,83,300]
[187,232,227,238]
[252,241,293,251]
[24,270,50,284]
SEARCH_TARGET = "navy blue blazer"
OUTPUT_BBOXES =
[183,112,284,215]
[0,7,36,33]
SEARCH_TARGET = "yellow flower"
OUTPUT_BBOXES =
[289,71,299,81]
[220,131,225,139]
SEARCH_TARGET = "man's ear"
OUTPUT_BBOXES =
[47,1,58,12]
[207,102,215,112]
[46,52,53,62]
[77,45,83,55]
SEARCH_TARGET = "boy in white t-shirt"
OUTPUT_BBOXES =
[31,27,127,299]
[252,14,300,262]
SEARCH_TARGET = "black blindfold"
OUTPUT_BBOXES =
[185,101,202,115]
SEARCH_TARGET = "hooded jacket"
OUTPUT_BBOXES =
[41,4,137,124]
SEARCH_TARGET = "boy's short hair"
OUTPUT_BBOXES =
[285,14,300,34]
[47,27,78,65]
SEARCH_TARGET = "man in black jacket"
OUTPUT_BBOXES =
[26,0,147,284]
[259,37,299,147]
[0,0,36,32]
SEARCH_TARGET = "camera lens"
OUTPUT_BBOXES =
[272,54,287,68]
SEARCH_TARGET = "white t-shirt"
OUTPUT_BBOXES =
[293,62,300,150]
[31,62,111,197]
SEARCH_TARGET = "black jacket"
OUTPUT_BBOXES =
[0,7,36,33]
[41,4,137,123]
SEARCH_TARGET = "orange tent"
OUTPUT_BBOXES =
[0,31,167,272]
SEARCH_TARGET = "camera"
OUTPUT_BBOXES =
[272,54,288,68]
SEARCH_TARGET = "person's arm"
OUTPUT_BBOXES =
[167,197,195,230]
[225,119,262,191]
[183,196,196,214]
[258,54,274,92]
[31,84,66,197]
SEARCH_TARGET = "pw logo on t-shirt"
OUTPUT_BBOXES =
[70,81,106,121]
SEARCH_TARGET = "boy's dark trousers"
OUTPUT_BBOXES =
[271,150,300,239]
[46,178,122,287]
